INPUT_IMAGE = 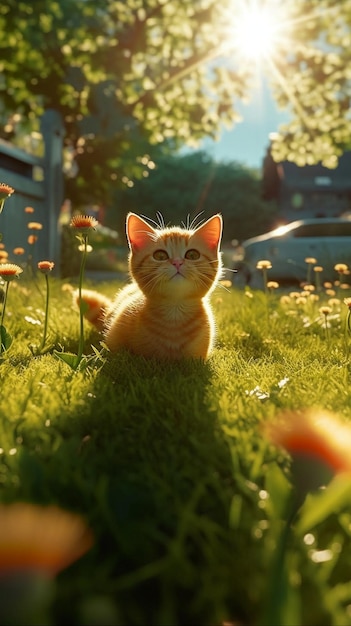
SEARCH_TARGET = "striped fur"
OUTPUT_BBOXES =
[76,212,223,360]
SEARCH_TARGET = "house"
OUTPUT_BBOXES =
[262,147,351,222]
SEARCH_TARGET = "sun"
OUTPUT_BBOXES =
[229,1,289,62]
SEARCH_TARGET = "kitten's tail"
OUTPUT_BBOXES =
[73,289,112,332]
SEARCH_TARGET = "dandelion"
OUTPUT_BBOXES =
[13,247,25,256]
[303,284,315,293]
[313,265,323,291]
[0,502,93,624]
[334,263,348,282]
[0,264,23,356]
[267,280,279,293]
[279,295,291,307]
[29,261,55,355]
[0,502,93,575]
[38,260,54,274]
[0,183,14,214]
[70,214,98,233]
[263,409,351,625]
[328,298,340,310]
[27,221,43,231]
[319,305,332,342]
[0,263,22,281]
[256,259,272,293]
[55,215,98,370]
[256,260,272,270]
[305,257,317,283]
[264,409,351,493]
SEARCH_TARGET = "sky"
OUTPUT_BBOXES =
[197,76,291,170]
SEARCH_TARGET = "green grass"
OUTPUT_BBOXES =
[1,274,351,625]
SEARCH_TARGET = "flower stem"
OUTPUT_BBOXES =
[38,274,50,353]
[76,234,88,367]
[263,268,268,294]
[0,281,9,354]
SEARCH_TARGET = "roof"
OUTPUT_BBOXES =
[262,149,351,201]
[277,151,351,192]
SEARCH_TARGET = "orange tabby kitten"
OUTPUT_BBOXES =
[76,212,223,360]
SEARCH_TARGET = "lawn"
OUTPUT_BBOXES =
[1,271,351,626]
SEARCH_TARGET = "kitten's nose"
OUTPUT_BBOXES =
[171,258,183,271]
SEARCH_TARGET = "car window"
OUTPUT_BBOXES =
[292,223,351,237]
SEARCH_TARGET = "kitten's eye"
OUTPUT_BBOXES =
[185,249,200,260]
[153,249,169,261]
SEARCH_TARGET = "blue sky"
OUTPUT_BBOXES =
[198,76,291,170]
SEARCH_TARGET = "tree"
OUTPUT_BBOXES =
[108,151,278,243]
[262,0,351,168]
[0,0,247,205]
[1,0,351,206]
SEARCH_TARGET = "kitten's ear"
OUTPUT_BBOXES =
[126,213,155,251]
[193,214,222,250]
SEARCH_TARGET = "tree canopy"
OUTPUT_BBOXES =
[1,0,351,205]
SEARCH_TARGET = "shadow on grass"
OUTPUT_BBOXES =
[12,351,258,626]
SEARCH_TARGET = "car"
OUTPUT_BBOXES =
[233,218,351,288]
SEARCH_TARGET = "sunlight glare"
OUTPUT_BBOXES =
[234,2,285,61]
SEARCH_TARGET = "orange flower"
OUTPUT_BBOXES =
[0,263,23,281]
[265,409,351,476]
[0,183,14,200]
[0,503,93,576]
[38,260,55,274]
[0,250,9,260]
[27,222,43,230]
[28,235,38,245]
[70,214,98,233]
[24,206,35,214]
[0,183,14,213]
[13,247,25,256]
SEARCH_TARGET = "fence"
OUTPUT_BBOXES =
[0,109,64,270]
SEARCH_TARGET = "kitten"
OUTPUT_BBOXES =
[75,212,223,360]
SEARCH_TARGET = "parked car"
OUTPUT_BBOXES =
[234,218,351,288]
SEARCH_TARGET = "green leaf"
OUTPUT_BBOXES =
[265,463,292,519]
[54,350,79,370]
[0,325,13,351]
[295,475,351,536]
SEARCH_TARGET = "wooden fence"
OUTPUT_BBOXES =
[0,109,64,269]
